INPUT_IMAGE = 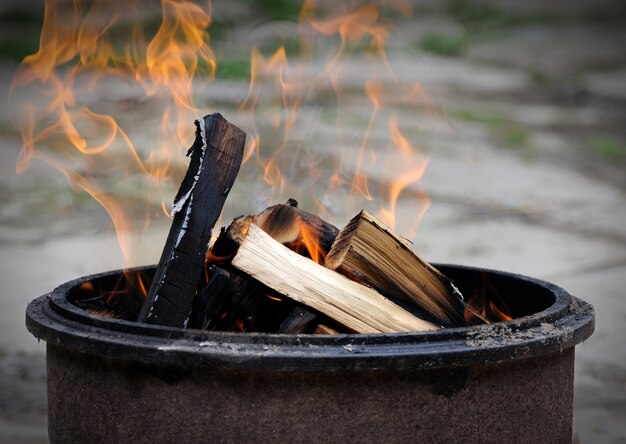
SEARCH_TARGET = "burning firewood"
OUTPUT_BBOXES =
[135,113,466,333]
[189,265,300,332]
[231,224,439,333]
[138,113,245,327]
[211,198,339,263]
[325,210,469,328]
[202,198,340,333]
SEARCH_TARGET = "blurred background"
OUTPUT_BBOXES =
[0,0,624,442]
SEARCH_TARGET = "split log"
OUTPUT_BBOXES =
[325,210,468,328]
[138,113,245,327]
[201,200,336,333]
[231,224,439,333]
[210,199,339,263]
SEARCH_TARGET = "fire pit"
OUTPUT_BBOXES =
[27,263,593,444]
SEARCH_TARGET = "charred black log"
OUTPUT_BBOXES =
[188,265,297,333]
[138,113,245,327]
[277,306,317,334]
[188,266,234,330]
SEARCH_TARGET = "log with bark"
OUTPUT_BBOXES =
[138,113,245,327]
[231,224,439,333]
[210,198,339,263]
[324,210,469,328]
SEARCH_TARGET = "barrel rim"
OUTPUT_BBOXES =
[25,264,595,371]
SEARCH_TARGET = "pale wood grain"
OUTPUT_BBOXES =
[325,210,467,327]
[232,224,438,333]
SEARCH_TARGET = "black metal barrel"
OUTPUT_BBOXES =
[26,264,594,444]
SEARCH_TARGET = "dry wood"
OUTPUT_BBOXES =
[138,113,245,327]
[325,210,467,327]
[315,324,339,335]
[210,199,339,263]
[231,224,439,334]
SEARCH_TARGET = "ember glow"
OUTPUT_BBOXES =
[10,0,434,266]
[294,222,326,265]
[464,278,513,323]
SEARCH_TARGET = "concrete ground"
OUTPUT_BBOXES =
[0,1,625,443]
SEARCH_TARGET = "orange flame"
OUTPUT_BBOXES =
[265,294,283,302]
[79,282,94,291]
[377,113,431,233]
[298,223,325,264]
[137,273,149,299]
[234,1,436,243]
[464,276,514,324]
[12,0,439,273]
[234,318,245,332]
[10,0,216,266]
[489,301,513,322]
